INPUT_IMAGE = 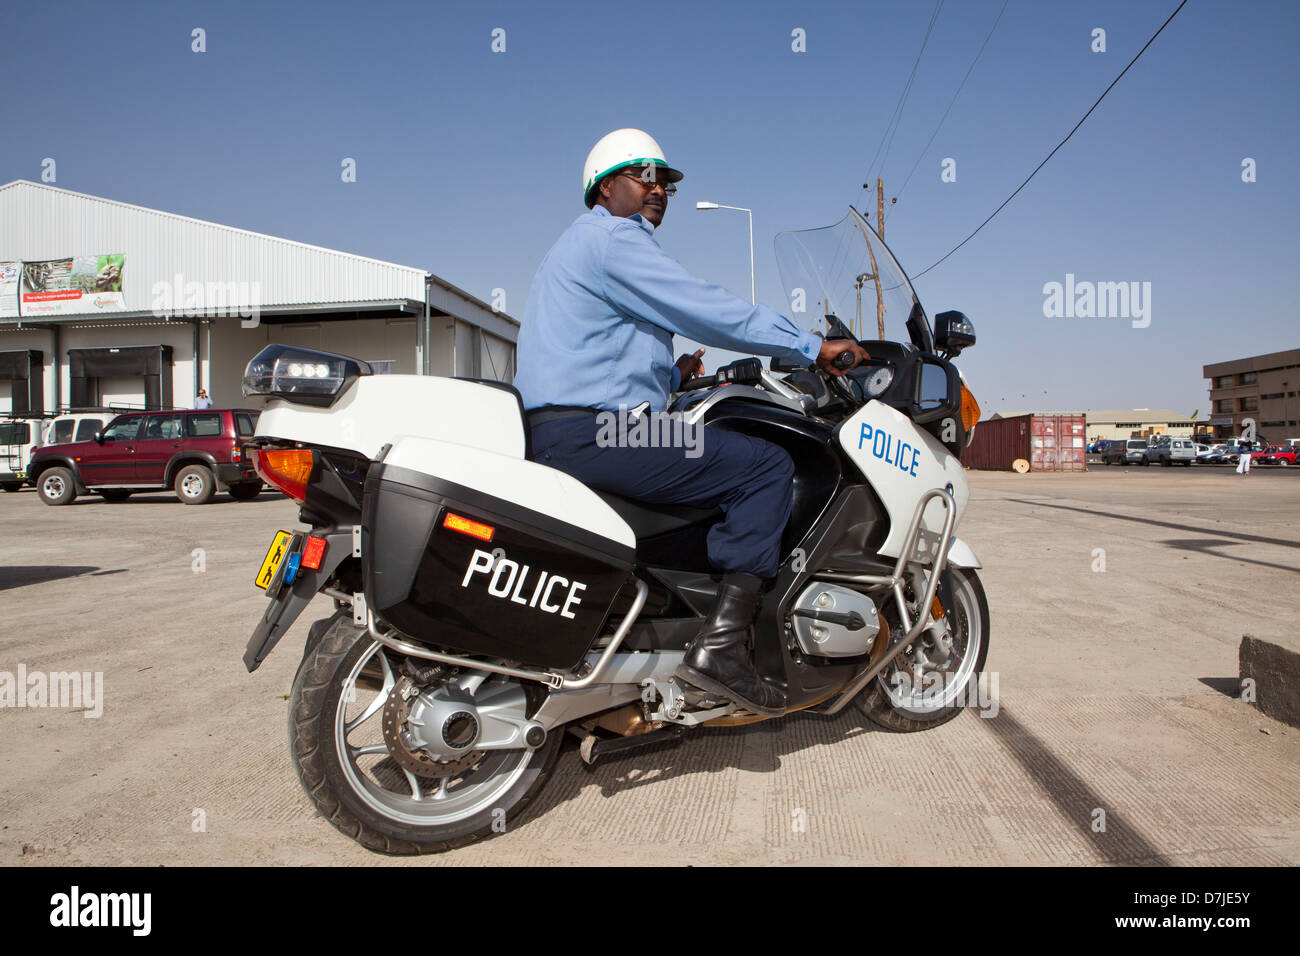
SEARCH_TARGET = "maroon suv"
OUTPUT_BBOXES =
[26,408,263,506]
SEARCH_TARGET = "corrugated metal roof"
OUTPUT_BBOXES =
[0,180,428,315]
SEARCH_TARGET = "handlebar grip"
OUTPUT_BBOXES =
[832,350,857,370]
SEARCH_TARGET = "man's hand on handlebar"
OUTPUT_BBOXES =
[675,348,706,382]
[815,338,871,376]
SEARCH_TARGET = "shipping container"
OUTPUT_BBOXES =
[964,413,1088,472]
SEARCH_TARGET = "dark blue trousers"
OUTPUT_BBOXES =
[529,413,794,579]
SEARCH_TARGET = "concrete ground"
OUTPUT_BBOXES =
[1,466,1297,866]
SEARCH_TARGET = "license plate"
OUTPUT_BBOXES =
[255,530,293,590]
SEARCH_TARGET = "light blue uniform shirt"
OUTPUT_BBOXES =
[514,205,822,412]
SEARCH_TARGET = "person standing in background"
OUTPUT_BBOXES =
[194,388,213,409]
[1235,442,1252,475]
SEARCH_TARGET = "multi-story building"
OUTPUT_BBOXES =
[1203,349,1300,441]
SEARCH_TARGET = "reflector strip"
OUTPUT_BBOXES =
[301,535,328,570]
[443,512,495,542]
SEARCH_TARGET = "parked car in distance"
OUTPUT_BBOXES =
[1255,446,1300,466]
[25,408,263,506]
[1104,438,1150,465]
[1148,438,1196,466]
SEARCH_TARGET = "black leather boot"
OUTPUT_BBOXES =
[674,579,785,717]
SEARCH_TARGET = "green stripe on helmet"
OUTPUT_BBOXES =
[584,158,682,207]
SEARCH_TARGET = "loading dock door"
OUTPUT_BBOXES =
[0,350,45,415]
[68,345,173,410]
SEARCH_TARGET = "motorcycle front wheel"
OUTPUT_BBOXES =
[288,614,562,854]
[854,567,991,733]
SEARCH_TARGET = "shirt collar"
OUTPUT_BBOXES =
[590,203,655,235]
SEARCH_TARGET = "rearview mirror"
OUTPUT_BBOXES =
[918,362,950,411]
[94,431,105,445]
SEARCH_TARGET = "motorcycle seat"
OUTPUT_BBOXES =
[592,489,722,540]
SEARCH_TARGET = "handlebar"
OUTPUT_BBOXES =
[681,348,861,393]
[831,349,857,370]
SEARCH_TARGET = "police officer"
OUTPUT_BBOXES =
[515,129,867,715]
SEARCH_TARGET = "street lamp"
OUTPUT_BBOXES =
[696,201,754,304]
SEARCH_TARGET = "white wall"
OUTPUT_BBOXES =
[454,320,476,377]
[267,318,418,372]
[208,318,269,411]
[207,317,420,407]
[482,331,514,383]
[427,316,455,376]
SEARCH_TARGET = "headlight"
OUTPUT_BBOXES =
[242,345,371,407]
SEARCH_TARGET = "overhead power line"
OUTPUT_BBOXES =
[862,0,945,192]
[894,0,1010,206]
[909,0,1189,282]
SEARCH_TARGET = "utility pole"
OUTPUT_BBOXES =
[877,177,885,241]
[858,182,894,340]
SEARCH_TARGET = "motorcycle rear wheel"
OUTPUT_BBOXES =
[854,567,991,733]
[288,614,562,854]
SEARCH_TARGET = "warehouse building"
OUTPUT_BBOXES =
[989,408,1197,442]
[0,180,517,416]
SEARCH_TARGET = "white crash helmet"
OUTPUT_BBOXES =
[582,128,684,208]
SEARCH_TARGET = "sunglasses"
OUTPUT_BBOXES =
[618,169,677,196]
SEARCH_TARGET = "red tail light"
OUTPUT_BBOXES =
[300,535,328,570]
[256,448,314,501]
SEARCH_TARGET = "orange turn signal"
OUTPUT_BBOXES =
[443,512,495,542]
[960,383,981,432]
[256,448,314,501]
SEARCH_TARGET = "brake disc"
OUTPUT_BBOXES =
[380,675,484,780]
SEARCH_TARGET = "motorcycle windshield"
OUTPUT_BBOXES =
[775,207,928,348]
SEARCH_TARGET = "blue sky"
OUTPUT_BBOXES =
[2,0,1296,416]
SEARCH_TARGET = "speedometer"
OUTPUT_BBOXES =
[863,367,894,397]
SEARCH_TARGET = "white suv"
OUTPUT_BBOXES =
[1149,438,1196,466]
[1,417,46,492]
[2,412,116,492]
[43,412,115,446]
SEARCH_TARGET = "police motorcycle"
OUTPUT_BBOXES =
[241,206,987,853]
